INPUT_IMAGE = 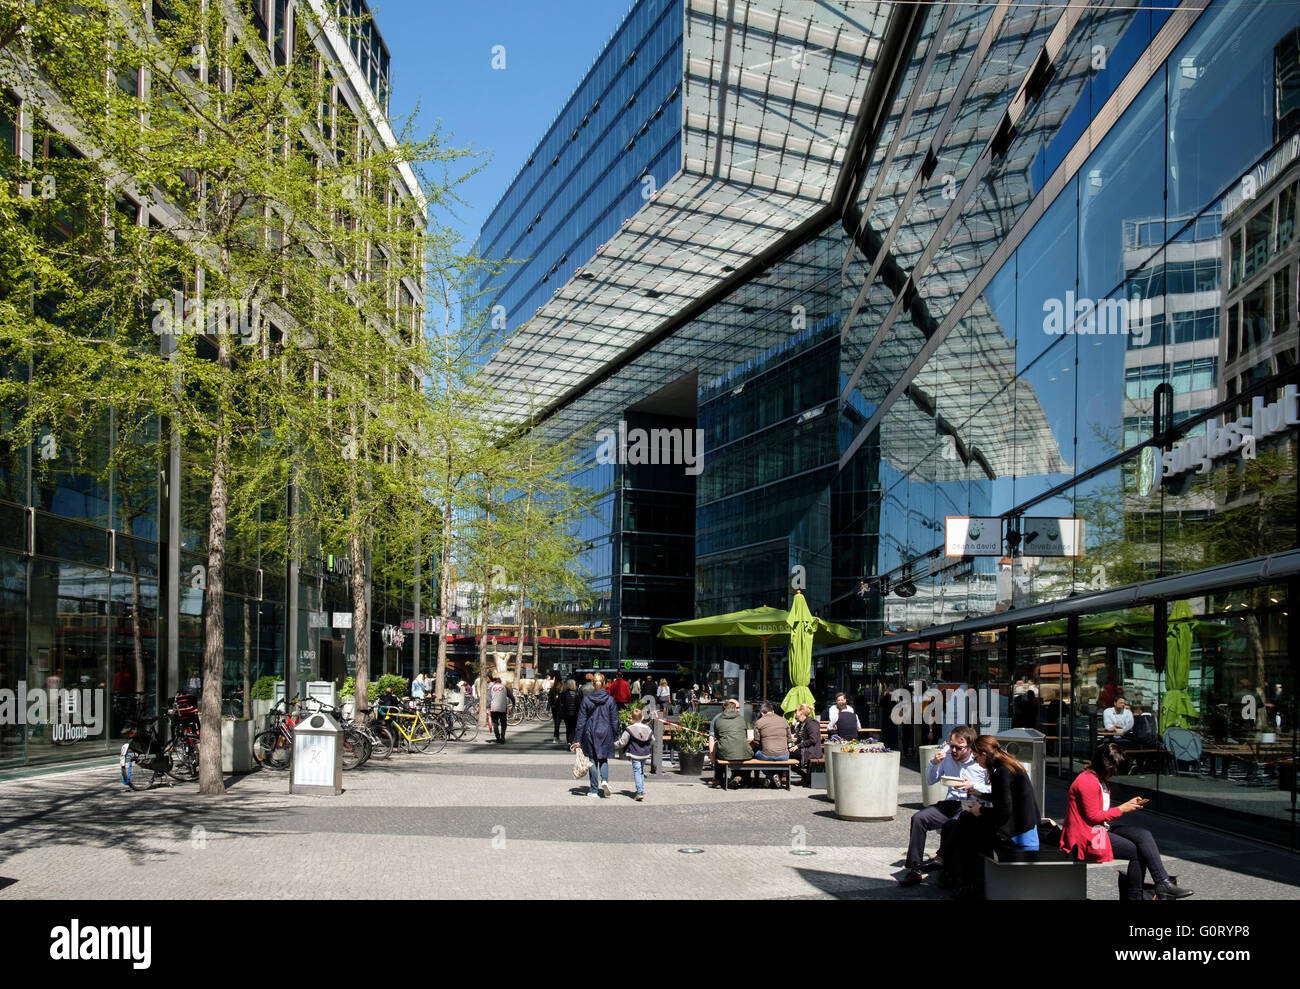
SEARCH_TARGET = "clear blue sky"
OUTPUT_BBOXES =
[375,1,637,256]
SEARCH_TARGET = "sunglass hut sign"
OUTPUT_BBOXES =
[1139,385,1298,494]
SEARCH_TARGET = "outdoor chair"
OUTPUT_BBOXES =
[1162,727,1203,777]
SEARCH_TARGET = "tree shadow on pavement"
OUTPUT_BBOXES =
[0,767,313,870]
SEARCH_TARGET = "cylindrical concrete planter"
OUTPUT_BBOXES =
[919,745,947,806]
[830,749,901,820]
[221,719,256,773]
[823,740,851,800]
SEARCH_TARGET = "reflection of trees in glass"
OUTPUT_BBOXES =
[1078,445,1296,733]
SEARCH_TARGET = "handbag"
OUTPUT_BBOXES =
[572,747,592,779]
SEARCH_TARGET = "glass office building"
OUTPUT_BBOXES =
[470,0,685,347]
[484,0,1300,847]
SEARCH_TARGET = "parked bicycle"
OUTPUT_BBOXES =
[252,697,297,770]
[119,715,173,790]
[162,692,201,781]
[380,703,447,755]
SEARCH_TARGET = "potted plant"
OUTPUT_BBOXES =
[829,739,900,820]
[675,712,708,775]
[618,700,645,732]
[250,676,279,730]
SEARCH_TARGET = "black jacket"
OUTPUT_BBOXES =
[988,764,1040,841]
[795,718,822,763]
[560,688,581,719]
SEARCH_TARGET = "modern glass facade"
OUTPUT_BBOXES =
[0,0,423,773]
[511,0,1300,847]
[471,0,684,345]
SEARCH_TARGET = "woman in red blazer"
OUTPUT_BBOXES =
[1062,743,1192,899]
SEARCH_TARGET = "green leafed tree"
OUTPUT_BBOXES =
[0,0,480,791]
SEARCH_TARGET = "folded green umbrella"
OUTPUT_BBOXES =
[658,594,859,706]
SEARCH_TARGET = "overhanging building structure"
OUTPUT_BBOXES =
[478,0,1300,849]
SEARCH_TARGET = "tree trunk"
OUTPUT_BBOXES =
[242,597,251,721]
[434,504,452,703]
[350,527,369,713]
[199,333,230,795]
[513,587,526,685]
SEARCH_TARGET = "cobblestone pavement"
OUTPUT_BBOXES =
[0,720,1297,899]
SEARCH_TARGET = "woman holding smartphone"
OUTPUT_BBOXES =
[1061,743,1192,899]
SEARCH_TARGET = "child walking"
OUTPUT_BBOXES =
[615,708,653,801]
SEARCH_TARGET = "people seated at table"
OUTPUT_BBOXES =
[750,700,792,787]
[1061,742,1193,899]
[942,735,1041,897]
[790,704,822,788]
[1103,696,1135,740]
[828,694,859,741]
[826,693,854,733]
[709,698,752,788]
[898,725,990,887]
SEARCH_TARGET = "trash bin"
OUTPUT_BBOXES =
[919,745,947,806]
[291,711,344,795]
[994,728,1046,818]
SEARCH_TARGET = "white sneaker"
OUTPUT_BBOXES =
[599,781,612,796]
[586,791,600,798]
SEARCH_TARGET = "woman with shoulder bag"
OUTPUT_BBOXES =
[1061,743,1192,899]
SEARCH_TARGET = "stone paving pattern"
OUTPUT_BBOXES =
[1,720,1297,899]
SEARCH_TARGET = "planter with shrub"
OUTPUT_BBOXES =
[674,712,708,775]
[829,740,900,820]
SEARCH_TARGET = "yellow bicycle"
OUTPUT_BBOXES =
[379,706,447,755]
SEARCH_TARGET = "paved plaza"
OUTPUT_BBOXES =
[0,720,1297,900]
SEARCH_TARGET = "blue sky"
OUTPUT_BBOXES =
[375,1,637,255]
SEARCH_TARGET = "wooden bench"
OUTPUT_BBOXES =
[982,847,1087,900]
[713,758,797,789]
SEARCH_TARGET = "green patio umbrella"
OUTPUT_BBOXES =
[657,595,859,705]
[780,591,818,718]
[1160,599,1199,733]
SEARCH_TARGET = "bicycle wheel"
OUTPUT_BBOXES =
[341,730,367,770]
[406,719,431,753]
[424,719,448,755]
[120,745,156,791]
[253,730,291,770]
[454,712,479,742]
[368,725,394,759]
[506,704,524,727]
[164,737,199,781]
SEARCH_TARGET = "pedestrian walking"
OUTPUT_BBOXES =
[571,673,618,797]
[560,679,581,744]
[549,676,564,743]
[656,678,670,713]
[487,674,514,744]
[610,673,632,708]
[615,707,652,800]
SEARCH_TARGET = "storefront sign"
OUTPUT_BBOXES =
[1019,517,1084,557]
[621,659,650,670]
[331,612,352,629]
[307,612,328,629]
[1154,384,1299,491]
[945,516,1002,556]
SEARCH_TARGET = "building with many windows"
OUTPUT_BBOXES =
[479,0,1300,848]
[0,0,426,773]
